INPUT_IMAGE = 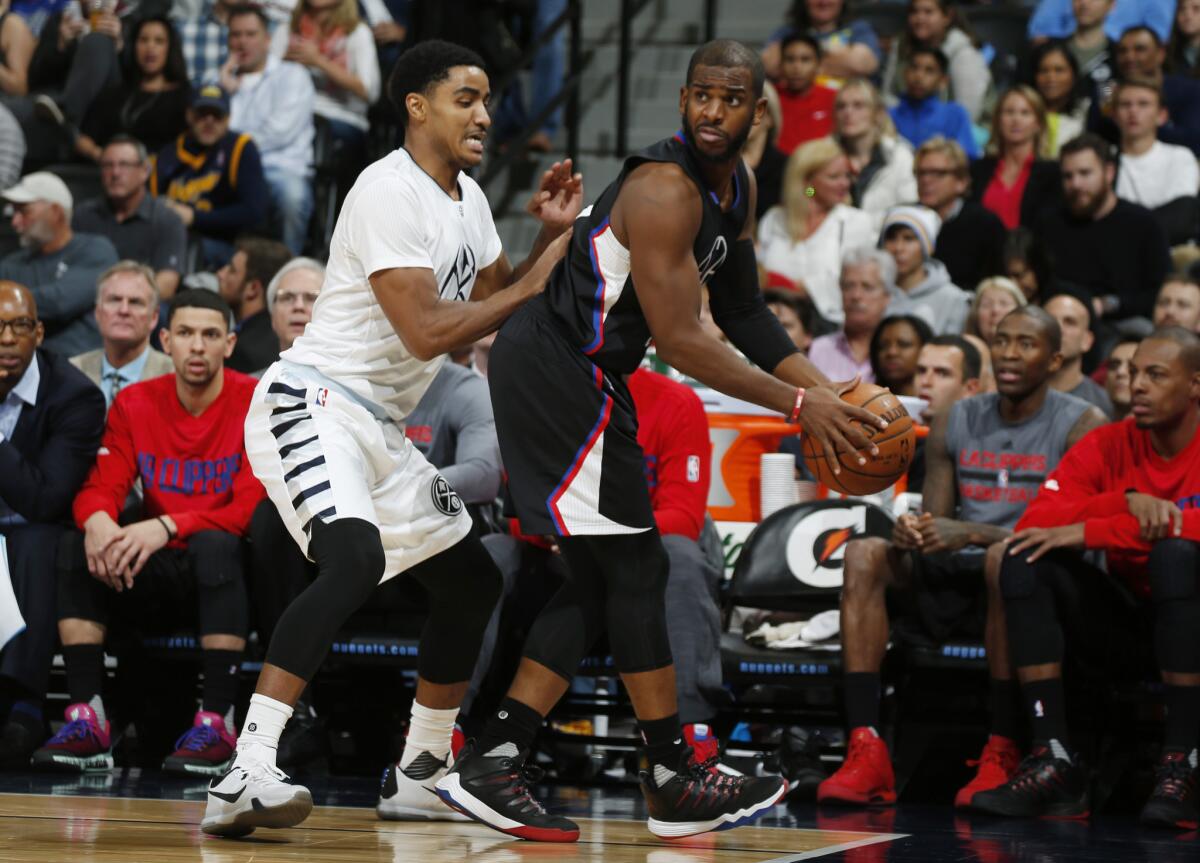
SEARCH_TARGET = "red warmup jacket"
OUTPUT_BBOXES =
[1016,418,1200,593]
[72,370,265,541]
[628,369,711,541]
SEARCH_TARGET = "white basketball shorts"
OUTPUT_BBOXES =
[244,361,471,582]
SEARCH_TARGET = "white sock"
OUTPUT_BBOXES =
[399,702,459,770]
[236,693,293,764]
[87,695,106,727]
[1048,738,1071,763]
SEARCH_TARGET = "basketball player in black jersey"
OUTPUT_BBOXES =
[436,40,887,841]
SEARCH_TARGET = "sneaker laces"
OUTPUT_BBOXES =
[1005,750,1056,792]
[1154,757,1195,799]
[48,719,100,746]
[501,760,549,816]
[967,741,1017,772]
[237,758,292,785]
[837,733,877,781]
[174,724,221,753]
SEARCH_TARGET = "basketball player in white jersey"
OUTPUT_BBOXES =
[201,39,581,838]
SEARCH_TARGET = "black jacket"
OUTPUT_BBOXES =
[228,311,280,375]
[968,157,1063,229]
[935,201,1008,292]
[0,350,105,525]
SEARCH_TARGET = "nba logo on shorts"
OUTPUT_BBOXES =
[314,387,329,408]
[687,455,701,483]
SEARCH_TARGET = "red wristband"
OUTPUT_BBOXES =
[789,387,806,423]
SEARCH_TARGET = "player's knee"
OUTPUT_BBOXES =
[310,517,385,602]
[1149,540,1200,603]
[842,538,889,597]
[998,551,1039,600]
[187,530,244,588]
[618,537,669,601]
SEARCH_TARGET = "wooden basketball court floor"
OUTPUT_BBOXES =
[0,791,904,863]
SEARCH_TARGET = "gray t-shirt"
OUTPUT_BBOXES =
[0,233,118,356]
[73,194,186,275]
[404,362,501,505]
[1069,374,1114,420]
[946,389,1092,533]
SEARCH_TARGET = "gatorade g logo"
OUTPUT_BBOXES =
[812,526,860,571]
[785,506,868,588]
[431,476,463,517]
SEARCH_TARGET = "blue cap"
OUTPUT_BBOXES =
[191,84,230,115]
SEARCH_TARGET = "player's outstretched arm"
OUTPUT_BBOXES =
[617,163,882,463]
[369,230,570,361]
[474,160,583,300]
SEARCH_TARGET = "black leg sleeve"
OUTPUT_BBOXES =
[407,535,503,685]
[263,518,385,681]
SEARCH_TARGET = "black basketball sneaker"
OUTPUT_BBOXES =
[641,746,787,838]
[969,746,1090,819]
[1139,751,1199,830]
[435,741,580,842]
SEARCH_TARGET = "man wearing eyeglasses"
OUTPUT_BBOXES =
[73,136,188,300]
[913,137,1006,294]
[0,280,106,768]
[0,173,118,357]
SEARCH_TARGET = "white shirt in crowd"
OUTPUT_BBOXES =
[225,55,316,178]
[1116,141,1200,211]
[283,147,503,424]
[757,203,875,324]
[271,23,382,132]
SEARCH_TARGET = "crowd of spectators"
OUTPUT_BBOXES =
[0,0,1192,829]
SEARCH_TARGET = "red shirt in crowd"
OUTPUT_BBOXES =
[1016,418,1200,594]
[73,370,265,542]
[776,83,837,155]
[981,154,1033,230]
[628,368,711,541]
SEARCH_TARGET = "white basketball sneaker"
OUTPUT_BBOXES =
[200,756,314,838]
[377,751,471,821]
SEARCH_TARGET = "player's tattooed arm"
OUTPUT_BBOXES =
[369,232,570,360]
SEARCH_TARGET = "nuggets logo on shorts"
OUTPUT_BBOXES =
[314,387,329,407]
[431,475,463,516]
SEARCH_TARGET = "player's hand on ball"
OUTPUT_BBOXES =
[797,380,887,473]
[527,159,584,232]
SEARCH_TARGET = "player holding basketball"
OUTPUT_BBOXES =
[436,40,886,841]
[201,41,581,837]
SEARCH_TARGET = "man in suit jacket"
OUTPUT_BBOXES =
[0,281,106,767]
[70,262,174,408]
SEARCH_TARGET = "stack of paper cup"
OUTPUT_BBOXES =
[760,453,798,520]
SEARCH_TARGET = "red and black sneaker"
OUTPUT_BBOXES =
[969,746,1090,819]
[162,711,236,777]
[30,703,112,773]
[817,728,896,806]
[641,746,786,838]
[955,735,1022,810]
[1139,751,1199,830]
[434,741,580,842]
[683,723,742,776]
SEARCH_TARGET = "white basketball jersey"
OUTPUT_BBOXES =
[283,148,503,423]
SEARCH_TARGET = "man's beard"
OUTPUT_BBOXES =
[1067,189,1105,219]
[681,114,751,164]
[18,221,54,252]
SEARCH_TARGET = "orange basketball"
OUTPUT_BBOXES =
[801,383,916,496]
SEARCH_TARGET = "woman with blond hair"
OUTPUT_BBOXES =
[969,86,1062,230]
[757,136,875,325]
[273,0,380,182]
[964,276,1027,345]
[833,78,917,230]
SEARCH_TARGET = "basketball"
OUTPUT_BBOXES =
[801,383,916,496]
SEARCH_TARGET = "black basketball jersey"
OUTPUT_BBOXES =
[542,132,752,374]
